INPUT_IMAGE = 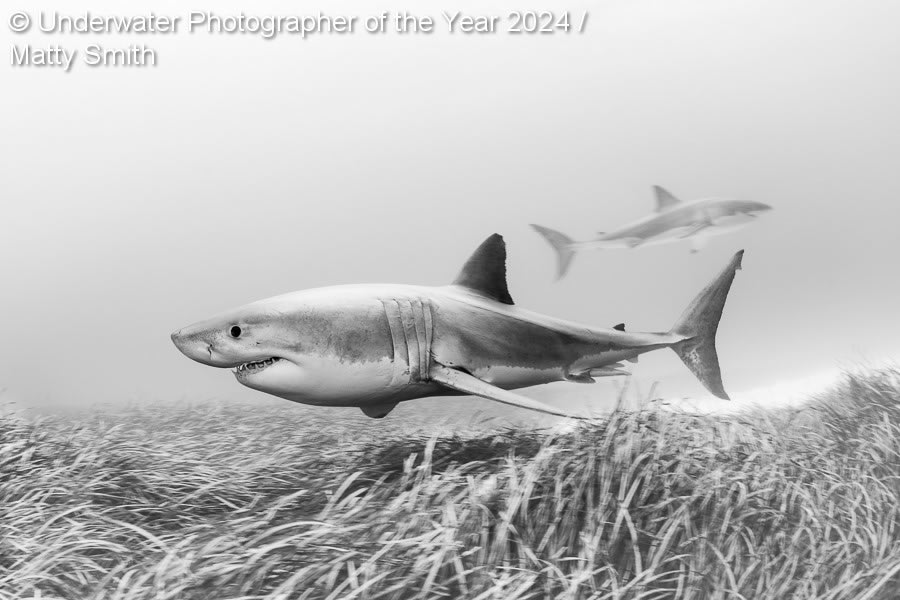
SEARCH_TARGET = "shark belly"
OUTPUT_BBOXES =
[268,355,398,406]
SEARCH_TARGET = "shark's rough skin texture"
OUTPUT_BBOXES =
[531,185,770,279]
[171,235,744,419]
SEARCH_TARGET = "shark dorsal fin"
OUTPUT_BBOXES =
[452,234,514,305]
[613,323,626,331]
[653,186,681,212]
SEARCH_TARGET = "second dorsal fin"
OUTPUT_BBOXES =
[452,234,514,305]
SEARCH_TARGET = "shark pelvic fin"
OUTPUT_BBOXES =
[429,363,588,419]
[360,402,398,419]
[653,185,681,212]
[452,234,514,305]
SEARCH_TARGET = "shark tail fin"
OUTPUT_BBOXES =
[530,224,577,280]
[669,250,744,400]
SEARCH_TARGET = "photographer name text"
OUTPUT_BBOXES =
[9,10,590,71]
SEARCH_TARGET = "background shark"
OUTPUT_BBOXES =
[171,235,744,420]
[532,186,771,279]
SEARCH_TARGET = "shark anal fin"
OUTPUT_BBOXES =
[429,363,588,420]
[452,234,514,305]
[361,402,399,419]
[653,185,681,212]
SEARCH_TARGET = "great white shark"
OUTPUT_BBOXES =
[532,186,771,279]
[171,235,744,420]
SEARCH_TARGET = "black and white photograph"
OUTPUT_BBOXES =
[2,1,900,598]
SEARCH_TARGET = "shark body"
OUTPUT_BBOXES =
[171,235,744,420]
[532,186,771,279]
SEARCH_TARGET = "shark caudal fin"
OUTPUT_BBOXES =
[670,250,744,399]
[530,224,576,280]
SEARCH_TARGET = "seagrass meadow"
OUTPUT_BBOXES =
[2,367,900,600]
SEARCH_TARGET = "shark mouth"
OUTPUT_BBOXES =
[233,357,283,375]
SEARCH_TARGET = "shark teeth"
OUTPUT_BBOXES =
[235,357,281,374]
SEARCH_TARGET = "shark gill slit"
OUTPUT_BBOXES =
[398,300,421,381]
[381,300,409,385]
[381,298,433,385]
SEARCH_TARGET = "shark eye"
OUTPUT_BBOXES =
[229,326,242,338]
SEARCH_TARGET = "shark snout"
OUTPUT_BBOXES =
[170,328,193,353]
[171,327,228,367]
[171,327,201,359]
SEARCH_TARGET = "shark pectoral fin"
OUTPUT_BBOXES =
[360,402,398,419]
[429,364,587,420]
